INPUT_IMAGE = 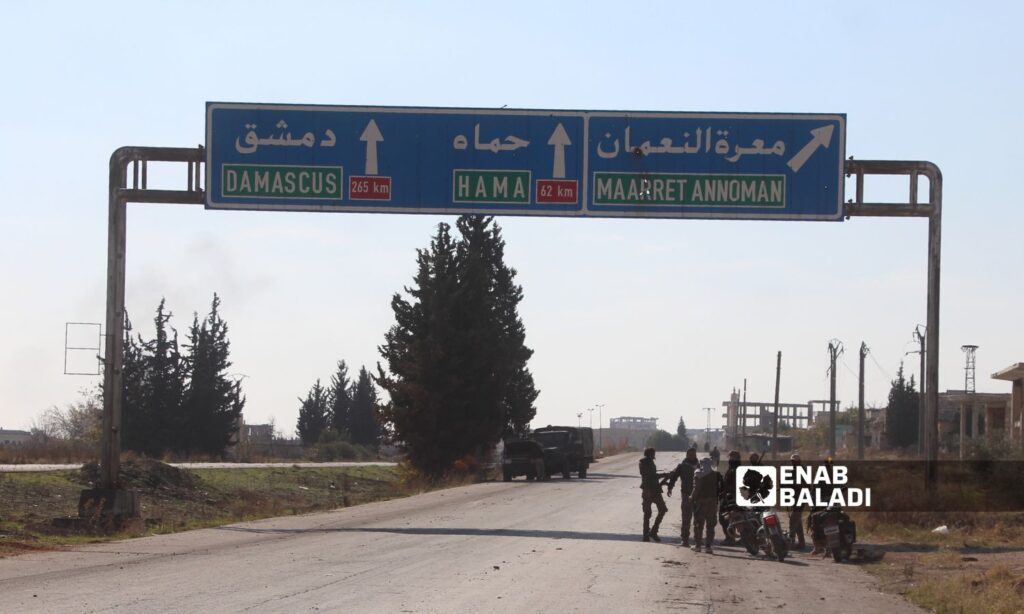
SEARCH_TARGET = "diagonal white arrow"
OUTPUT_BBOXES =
[360,119,383,175]
[547,123,571,179]
[787,125,834,173]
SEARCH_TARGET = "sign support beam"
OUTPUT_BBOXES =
[91,150,943,511]
[96,147,203,501]
[844,159,942,492]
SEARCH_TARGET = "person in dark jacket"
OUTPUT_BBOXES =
[665,447,700,546]
[690,457,721,553]
[639,447,670,542]
[788,453,806,549]
[709,446,720,468]
[718,450,742,545]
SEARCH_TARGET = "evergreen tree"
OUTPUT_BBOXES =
[489,223,539,436]
[297,379,330,445]
[377,222,463,476]
[377,217,539,477]
[349,366,380,447]
[180,294,245,456]
[885,363,920,448]
[328,360,352,436]
[676,417,690,449]
[142,299,183,455]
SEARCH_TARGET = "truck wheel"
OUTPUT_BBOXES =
[562,462,571,479]
[502,470,511,482]
[578,467,587,479]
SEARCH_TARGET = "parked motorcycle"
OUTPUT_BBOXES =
[758,509,788,562]
[820,506,856,562]
[726,506,762,556]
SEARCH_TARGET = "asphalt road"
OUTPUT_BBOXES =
[0,452,922,613]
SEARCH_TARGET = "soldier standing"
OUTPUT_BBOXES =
[639,447,669,542]
[690,457,721,553]
[665,447,700,546]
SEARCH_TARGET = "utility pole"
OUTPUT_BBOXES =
[704,407,714,447]
[577,412,583,428]
[772,351,781,460]
[828,340,843,457]
[742,378,748,440]
[586,406,594,429]
[858,342,867,460]
[596,403,604,451]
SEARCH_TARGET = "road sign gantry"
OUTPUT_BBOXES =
[206,103,846,221]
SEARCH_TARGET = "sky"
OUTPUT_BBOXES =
[1,1,1022,438]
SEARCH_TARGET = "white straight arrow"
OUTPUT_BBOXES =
[786,125,835,173]
[547,123,571,179]
[360,119,383,175]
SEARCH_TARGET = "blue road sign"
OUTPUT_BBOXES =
[206,103,845,220]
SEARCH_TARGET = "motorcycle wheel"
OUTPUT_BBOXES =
[832,546,844,562]
[744,535,760,556]
[771,535,787,562]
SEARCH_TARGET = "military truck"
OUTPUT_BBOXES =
[532,426,594,479]
[500,439,548,481]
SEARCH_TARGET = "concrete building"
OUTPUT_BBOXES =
[938,390,1012,457]
[601,416,659,451]
[992,363,1024,446]
[0,429,32,446]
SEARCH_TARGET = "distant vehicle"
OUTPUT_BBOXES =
[532,426,594,479]
[501,439,548,482]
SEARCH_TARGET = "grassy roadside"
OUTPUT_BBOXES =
[0,460,413,557]
[856,514,1024,614]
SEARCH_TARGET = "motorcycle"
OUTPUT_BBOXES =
[819,506,856,562]
[726,506,788,561]
[758,509,788,562]
[726,506,762,557]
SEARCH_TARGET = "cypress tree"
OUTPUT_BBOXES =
[180,294,245,456]
[143,299,183,455]
[328,360,352,437]
[377,222,461,477]
[377,217,539,477]
[349,366,379,447]
[297,379,330,445]
[885,363,920,449]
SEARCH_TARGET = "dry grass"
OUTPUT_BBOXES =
[0,462,409,557]
[860,517,1024,614]
[901,563,1024,614]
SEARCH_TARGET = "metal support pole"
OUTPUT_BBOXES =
[925,193,942,491]
[844,159,941,492]
[772,351,781,460]
[96,147,205,496]
[858,342,866,460]
[100,157,128,491]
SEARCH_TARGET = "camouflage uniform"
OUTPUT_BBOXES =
[665,455,699,544]
[691,460,721,550]
[639,455,668,541]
